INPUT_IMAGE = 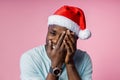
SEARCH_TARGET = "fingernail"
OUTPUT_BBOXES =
[63,40,66,43]
[67,30,70,34]
[63,31,65,33]
[49,40,51,43]
[52,45,56,49]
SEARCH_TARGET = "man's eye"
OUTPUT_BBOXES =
[50,31,56,35]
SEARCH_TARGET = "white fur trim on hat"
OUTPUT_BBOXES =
[48,15,80,35]
[78,29,91,40]
[48,15,91,40]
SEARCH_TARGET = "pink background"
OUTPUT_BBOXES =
[0,0,120,80]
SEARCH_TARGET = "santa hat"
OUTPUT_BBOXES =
[48,5,91,40]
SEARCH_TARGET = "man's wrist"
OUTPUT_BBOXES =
[46,73,59,80]
[51,62,63,68]
[65,59,74,65]
[49,66,62,77]
[65,59,76,69]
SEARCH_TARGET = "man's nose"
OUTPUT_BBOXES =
[51,38,58,44]
[51,36,60,44]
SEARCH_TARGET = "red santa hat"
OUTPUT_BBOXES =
[48,5,91,40]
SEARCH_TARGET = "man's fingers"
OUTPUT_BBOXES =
[67,30,76,43]
[56,31,66,48]
[64,34,74,52]
[60,40,65,49]
[64,40,72,54]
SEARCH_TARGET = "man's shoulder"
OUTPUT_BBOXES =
[75,49,90,58]
[74,49,92,73]
[24,45,45,54]
[74,49,91,63]
[21,45,46,59]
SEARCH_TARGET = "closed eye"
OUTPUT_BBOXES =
[50,30,56,36]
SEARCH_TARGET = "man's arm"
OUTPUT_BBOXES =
[66,61,81,80]
[64,30,82,80]
[46,62,82,80]
[46,73,58,80]
[66,54,92,80]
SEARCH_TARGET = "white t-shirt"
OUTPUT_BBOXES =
[20,45,92,80]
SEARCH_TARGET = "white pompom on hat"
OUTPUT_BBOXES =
[48,5,91,40]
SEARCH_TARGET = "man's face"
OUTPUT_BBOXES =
[46,25,78,49]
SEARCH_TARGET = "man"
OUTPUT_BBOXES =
[20,5,92,80]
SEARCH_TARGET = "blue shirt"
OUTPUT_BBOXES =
[20,45,92,80]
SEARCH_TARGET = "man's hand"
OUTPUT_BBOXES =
[47,31,67,68]
[64,30,77,64]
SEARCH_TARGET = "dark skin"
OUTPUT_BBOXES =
[45,25,81,80]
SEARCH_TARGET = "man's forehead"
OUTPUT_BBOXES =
[48,25,68,31]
